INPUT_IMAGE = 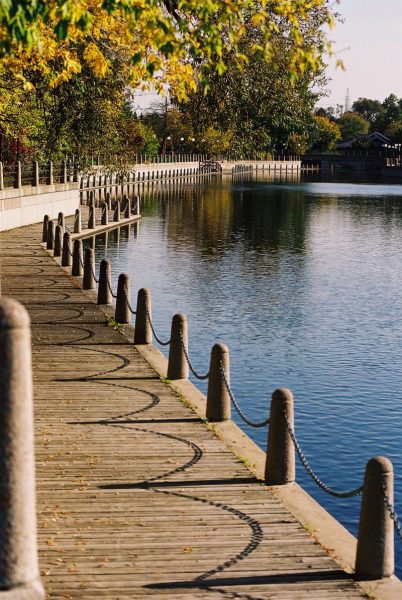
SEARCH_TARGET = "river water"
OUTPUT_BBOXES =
[90,171,402,573]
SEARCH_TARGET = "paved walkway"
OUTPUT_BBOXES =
[0,219,364,599]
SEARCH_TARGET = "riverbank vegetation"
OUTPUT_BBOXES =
[0,0,337,162]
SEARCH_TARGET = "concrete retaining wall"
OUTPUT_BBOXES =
[0,183,80,232]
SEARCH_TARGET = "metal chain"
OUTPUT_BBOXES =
[381,479,402,541]
[123,287,136,314]
[283,411,364,498]
[219,362,269,428]
[178,327,210,380]
[106,277,118,299]
[145,306,171,346]
[90,264,100,283]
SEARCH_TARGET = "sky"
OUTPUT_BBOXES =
[323,0,402,108]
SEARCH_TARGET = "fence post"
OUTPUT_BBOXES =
[83,247,96,290]
[42,214,49,243]
[34,161,39,186]
[134,288,152,344]
[264,388,295,485]
[0,299,45,598]
[124,196,131,218]
[206,343,231,421]
[62,160,67,184]
[54,224,62,257]
[62,231,72,267]
[57,211,65,232]
[14,161,21,188]
[101,202,108,226]
[133,195,140,215]
[48,161,53,185]
[72,239,83,276]
[106,192,111,210]
[46,219,55,250]
[167,313,189,380]
[113,200,120,222]
[0,161,3,190]
[98,259,112,305]
[74,208,81,234]
[355,456,394,579]
[115,273,131,324]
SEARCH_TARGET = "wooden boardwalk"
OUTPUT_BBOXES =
[0,219,365,599]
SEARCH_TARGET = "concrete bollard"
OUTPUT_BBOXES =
[264,388,295,485]
[134,288,152,344]
[54,224,62,257]
[106,192,111,210]
[62,231,72,267]
[0,298,45,598]
[97,259,112,305]
[124,196,131,219]
[88,204,96,229]
[42,214,49,243]
[72,239,83,276]
[115,273,131,324]
[113,200,120,222]
[46,219,55,250]
[57,211,65,232]
[355,456,394,579]
[101,202,108,226]
[206,343,231,421]
[133,195,140,215]
[74,208,81,234]
[167,313,189,380]
[83,247,96,290]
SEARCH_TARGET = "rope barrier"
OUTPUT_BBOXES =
[179,328,209,380]
[219,362,270,428]
[283,411,364,498]
[145,306,171,346]
[382,480,402,542]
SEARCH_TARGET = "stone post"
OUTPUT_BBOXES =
[42,215,49,243]
[72,239,83,276]
[355,456,394,579]
[74,208,81,234]
[113,200,120,222]
[133,195,140,215]
[62,232,72,267]
[57,212,65,232]
[0,162,4,190]
[167,313,189,380]
[83,247,96,290]
[88,204,96,229]
[62,160,67,184]
[115,273,131,324]
[101,202,108,226]
[124,196,131,219]
[134,288,152,344]
[264,388,295,485]
[0,298,45,599]
[106,192,111,210]
[206,343,231,421]
[97,259,112,305]
[54,224,62,257]
[46,219,55,250]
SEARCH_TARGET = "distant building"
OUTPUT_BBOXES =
[336,131,390,150]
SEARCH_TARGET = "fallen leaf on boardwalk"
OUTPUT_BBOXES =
[182,547,193,553]
[46,539,55,546]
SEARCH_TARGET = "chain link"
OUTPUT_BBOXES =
[106,277,118,299]
[219,362,269,428]
[283,411,363,498]
[145,306,171,346]
[90,264,100,283]
[381,479,402,541]
[123,286,136,314]
[178,327,210,380]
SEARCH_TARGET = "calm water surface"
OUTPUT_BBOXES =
[90,172,402,572]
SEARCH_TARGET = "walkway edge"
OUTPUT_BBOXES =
[134,342,402,600]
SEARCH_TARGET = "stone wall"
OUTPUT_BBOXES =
[0,183,80,232]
